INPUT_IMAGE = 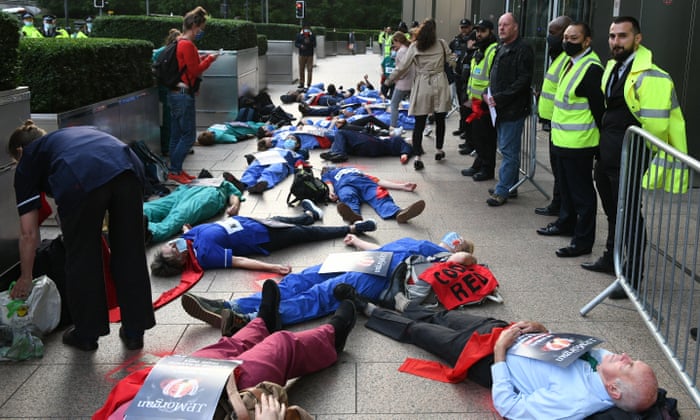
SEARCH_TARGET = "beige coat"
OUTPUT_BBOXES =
[388,39,453,116]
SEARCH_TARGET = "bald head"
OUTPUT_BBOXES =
[548,15,572,37]
[498,13,519,44]
[598,353,659,413]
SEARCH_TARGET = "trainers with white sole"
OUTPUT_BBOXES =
[301,199,324,221]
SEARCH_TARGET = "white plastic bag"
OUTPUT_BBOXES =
[0,275,61,335]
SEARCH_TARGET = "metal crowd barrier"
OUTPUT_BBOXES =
[581,126,700,407]
[507,91,549,199]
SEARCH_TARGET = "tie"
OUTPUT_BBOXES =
[562,59,573,76]
[609,61,623,92]
[580,352,598,371]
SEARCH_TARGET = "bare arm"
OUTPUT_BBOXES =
[376,179,417,192]
[11,210,40,299]
[225,195,241,216]
[230,256,292,275]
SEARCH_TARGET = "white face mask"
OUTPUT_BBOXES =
[23,20,33,26]
[43,23,54,32]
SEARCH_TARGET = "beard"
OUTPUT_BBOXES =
[611,45,634,62]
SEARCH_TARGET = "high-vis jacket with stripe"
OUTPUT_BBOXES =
[467,42,498,100]
[551,51,603,150]
[537,52,569,120]
[602,45,688,193]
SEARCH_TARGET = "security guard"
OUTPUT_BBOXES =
[20,13,43,38]
[41,15,70,38]
[460,19,498,181]
[378,26,393,59]
[542,22,605,259]
[534,16,572,217]
[582,16,688,299]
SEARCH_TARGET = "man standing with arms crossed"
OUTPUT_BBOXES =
[581,16,688,299]
[485,13,534,207]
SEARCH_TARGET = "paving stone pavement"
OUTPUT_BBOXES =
[1,51,698,419]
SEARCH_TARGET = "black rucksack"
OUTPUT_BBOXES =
[128,140,170,197]
[286,165,329,207]
[153,41,184,89]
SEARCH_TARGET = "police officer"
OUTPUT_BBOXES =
[378,26,393,59]
[20,13,43,38]
[41,15,70,38]
[460,19,498,181]
[449,19,475,145]
[581,17,688,299]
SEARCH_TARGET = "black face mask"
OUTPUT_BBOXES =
[546,34,563,57]
[563,41,583,57]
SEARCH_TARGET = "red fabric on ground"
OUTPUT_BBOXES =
[108,241,204,323]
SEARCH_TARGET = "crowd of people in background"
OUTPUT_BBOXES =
[20,12,93,38]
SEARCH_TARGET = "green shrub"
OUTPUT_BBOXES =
[93,15,258,50]
[0,12,21,90]
[254,23,325,41]
[18,38,154,113]
[256,34,267,56]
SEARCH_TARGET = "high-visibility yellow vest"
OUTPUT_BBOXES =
[551,51,603,149]
[56,28,70,38]
[466,42,497,100]
[21,25,43,38]
[601,45,689,193]
[538,52,568,120]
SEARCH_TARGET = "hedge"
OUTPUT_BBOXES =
[0,12,21,91]
[18,38,154,113]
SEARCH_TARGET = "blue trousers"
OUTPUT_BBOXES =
[493,117,525,197]
[168,92,196,173]
[336,175,400,219]
[241,162,292,189]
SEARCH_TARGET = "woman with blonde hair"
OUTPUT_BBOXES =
[386,18,452,170]
[389,31,414,130]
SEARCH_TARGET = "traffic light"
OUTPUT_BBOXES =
[295,0,305,19]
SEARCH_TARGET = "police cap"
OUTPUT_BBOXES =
[43,15,56,22]
[22,12,33,19]
[475,19,494,30]
[459,18,472,27]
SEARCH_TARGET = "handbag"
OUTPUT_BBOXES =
[441,40,456,84]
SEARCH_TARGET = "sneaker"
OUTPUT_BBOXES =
[248,180,269,194]
[353,218,377,234]
[328,300,357,353]
[301,199,324,221]
[62,327,98,351]
[413,159,424,171]
[181,292,227,328]
[396,200,426,223]
[220,309,250,337]
[182,170,196,180]
[337,202,363,223]
[258,279,281,333]
[333,283,370,316]
[391,127,404,137]
[486,193,508,207]
[168,172,192,184]
[423,126,433,137]
[222,172,247,192]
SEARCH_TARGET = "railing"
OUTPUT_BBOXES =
[581,126,700,407]
[507,91,549,199]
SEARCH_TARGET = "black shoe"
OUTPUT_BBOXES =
[244,154,256,165]
[248,181,268,194]
[461,167,478,177]
[221,309,250,337]
[452,129,464,136]
[434,150,445,161]
[486,194,508,207]
[223,172,247,192]
[472,171,494,182]
[536,223,573,236]
[198,169,213,179]
[333,283,369,315]
[489,187,518,199]
[459,147,475,155]
[258,279,282,332]
[119,327,144,350]
[534,205,559,216]
[608,286,629,300]
[555,245,592,258]
[581,257,615,274]
[143,215,152,245]
[62,327,98,351]
[413,160,424,171]
[328,300,357,353]
[691,327,697,341]
[329,153,349,163]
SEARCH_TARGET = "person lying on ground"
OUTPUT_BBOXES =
[196,121,270,145]
[348,295,660,420]
[93,280,358,420]
[144,179,243,243]
[181,233,474,332]
[322,165,425,224]
[151,199,378,280]
[319,127,413,164]
[238,139,307,194]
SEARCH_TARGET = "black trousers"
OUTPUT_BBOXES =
[60,171,155,337]
[367,304,508,387]
[594,145,650,287]
[555,153,597,249]
[470,111,497,175]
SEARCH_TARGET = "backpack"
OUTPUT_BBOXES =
[286,165,329,207]
[153,41,184,89]
[128,140,170,197]
[268,106,296,127]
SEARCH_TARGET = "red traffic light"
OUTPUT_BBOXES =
[295,0,305,19]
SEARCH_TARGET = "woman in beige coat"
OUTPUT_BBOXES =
[386,18,452,170]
